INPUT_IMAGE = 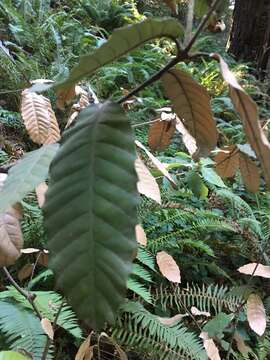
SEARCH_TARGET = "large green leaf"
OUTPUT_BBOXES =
[0,144,59,213]
[44,102,138,329]
[31,18,184,92]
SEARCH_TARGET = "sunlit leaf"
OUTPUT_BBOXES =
[238,263,270,278]
[214,54,270,188]
[175,117,197,155]
[135,157,161,204]
[0,144,59,213]
[191,307,210,317]
[135,140,176,186]
[247,294,266,336]
[135,225,147,246]
[214,145,239,178]
[41,318,54,340]
[200,332,221,360]
[201,167,226,188]
[0,352,29,360]
[156,251,181,283]
[44,102,138,328]
[158,313,186,325]
[239,152,260,193]
[148,119,175,151]
[162,68,218,157]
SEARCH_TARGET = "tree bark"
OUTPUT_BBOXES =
[228,0,270,77]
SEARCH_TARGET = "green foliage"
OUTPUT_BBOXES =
[0,300,52,359]
[0,144,59,213]
[44,102,138,328]
[0,352,29,360]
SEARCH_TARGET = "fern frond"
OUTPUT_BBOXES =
[1,287,82,339]
[0,300,52,359]
[215,189,254,218]
[156,283,243,315]
[113,301,207,360]
[136,247,156,272]
[132,263,153,283]
[127,278,152,304]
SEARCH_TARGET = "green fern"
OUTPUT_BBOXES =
[127,278,152,304]
[0,286,82,339]
[0,300,52,359]
[215,189,254,219]
[156,283,243,315]
[113,301,207,360]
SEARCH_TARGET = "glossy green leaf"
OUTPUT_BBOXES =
[0,144,59,213]
[201,167,226,188]
[0,352,28,360]
[44,102,139,329]
[186,171,208,198]
[31,18,184,93]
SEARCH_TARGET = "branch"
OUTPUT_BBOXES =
[3,267,42,320]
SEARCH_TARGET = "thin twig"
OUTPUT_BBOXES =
[184,0,195,46]
[3,267,42,319]
[41,299,65,360]
[132,118,161,128]
[0,88,25,95]
[183,0,222,53]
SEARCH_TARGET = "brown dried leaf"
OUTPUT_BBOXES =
[200,332,221,360]
[175,117,197,155]
[158,313,186,325]
[191,306,210,317]
[114,344,128,360]
[38,251,49,267]
[214,145,239,178]
[56,86,76,110]
[162,0,178,14]
[239,152,260,193]
[18,263,34,281]
[214,54,270,188]
[21,90,51,144]
[156,251,181,283]
[35,182,48,208]
[135,224,147,246]
[75,334,93,360]
[162,68,218,157]
[135,140,176,186]
[41,318,54,340]
[148,119,175,151]
[247,294,266,336]
[233,332,251,356]
[43,102,61,144]
[0,208,23,267]
[135,157,161,204]
[238,263,270,278]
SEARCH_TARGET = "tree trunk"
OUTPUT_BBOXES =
[228,0,270,77]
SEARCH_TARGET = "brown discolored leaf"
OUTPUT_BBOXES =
[135,157,161,204]
[156,251,181,283]
[175,117,197,155]
[43,101,61,144]
[18,263,34,281]
[162,68,218,157]
[162,0,178,14]
[148,119,175,151]
[158,313,187,325]
[191,306,210,317]
[239,152,260,193]
[21,90,51,144]
[214,54,270,188]
[41,318,54,340]
[56,85,76,110]
[247,294,266,336]
[135,140,176,187]
[75,334,93,360]
[233,332,251,356]
[38,250,49,267]
[35,182,48,208]
[114,344,128,360]
[238,263,270,278]
[200,332,221,360]
[214,145,239,178]
[0,208,23,267]
[135,224,147,246]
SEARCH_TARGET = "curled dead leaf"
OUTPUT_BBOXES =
[158,313,187,325]
[247,294,266,336]
[238,263,270,278]
[135,157,161,204]
[156,251,181,283]
[214,145,239,178]
[41,318,54,340]
[191,306,210,317]
[148,119,176,151]
[200,332,221,360]
[135,224,147,246]
[175,117,197,155]
[75,333,93,360]
[239,152,260,193]
[56,86,76,110]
